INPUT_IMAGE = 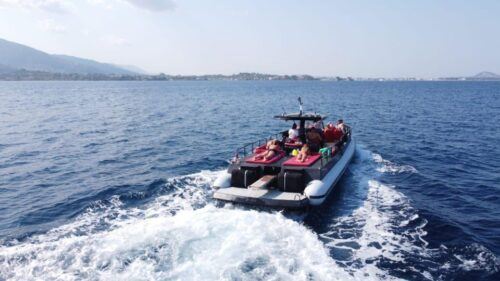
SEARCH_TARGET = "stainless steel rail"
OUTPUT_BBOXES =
[234,132,284,159]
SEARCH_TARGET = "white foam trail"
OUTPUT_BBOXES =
[0,150,425,281]
[1,150,496,280]
[317,147,430,280]
[371,152,418,174]
[319,147,498,280]
[320,181,429,280]
[440,243,499,274]
[1,207,352,280]
[0,171,353,281]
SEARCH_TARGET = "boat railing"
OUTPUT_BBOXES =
[234,132,283,159]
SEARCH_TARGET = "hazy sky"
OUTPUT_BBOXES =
[1,0,499,77]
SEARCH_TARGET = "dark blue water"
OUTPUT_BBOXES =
[0,81,498,280]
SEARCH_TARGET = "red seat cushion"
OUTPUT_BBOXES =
[253,144,267,153]
[246,151,285,164]
[283,153,321,166]
[324,129,335,142]
[324,128,343,142]
[332,128,343,141]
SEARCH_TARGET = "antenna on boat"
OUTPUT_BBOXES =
[298,97,303,116]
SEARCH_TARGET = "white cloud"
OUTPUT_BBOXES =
[124,0,175,12]
[102,35,130,46]
[86,0,113,10]
[0,0,68,13]
[81,28,91,36]
[0,0,176,13]
[38,18,66,32]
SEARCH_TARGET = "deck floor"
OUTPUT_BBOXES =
[213,187,308,208]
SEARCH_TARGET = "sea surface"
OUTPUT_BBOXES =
[0,81,499,281]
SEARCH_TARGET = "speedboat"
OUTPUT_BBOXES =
[212,101,355,208]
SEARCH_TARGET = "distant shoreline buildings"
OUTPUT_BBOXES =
[0,71,319,81]
[1,70,499,81]
[1,38,499,82]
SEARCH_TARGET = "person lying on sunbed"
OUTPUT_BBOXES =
[254,139,281,160]
[296,143,310,162]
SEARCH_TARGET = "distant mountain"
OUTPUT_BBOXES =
[471,71,500,79]
[0,38,137,75]
[116,64,151,75]
[0,64,17,74]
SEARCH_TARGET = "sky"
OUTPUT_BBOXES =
[0,0,499,78]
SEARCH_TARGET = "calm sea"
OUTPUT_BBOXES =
[0,81,499,280]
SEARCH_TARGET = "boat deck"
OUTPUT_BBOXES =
[239,140,348,180]
[213,187,308,208]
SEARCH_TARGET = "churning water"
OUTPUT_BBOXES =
[0,81,499,280]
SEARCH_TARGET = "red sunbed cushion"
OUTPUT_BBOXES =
[246,151,285,164]
[253,144,267,154]
[283,153,321,166]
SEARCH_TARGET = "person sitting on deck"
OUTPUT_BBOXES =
[306,125,323,153]
[254,139,281,160]
[336,119,347,134]
[288,123,299,141]
[296,143,310,162]
[336,119,350,144]
[323,123,336,142]
[314,121,325,139]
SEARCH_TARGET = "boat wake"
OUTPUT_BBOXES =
[315,146,498,280]
[317,147,431,280]
[0,148,497,280]
[0,171,352,280]
[371,152,418,174]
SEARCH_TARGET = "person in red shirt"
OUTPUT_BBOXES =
[323,123,336,142]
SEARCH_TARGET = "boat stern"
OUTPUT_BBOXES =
[213,187,308,208]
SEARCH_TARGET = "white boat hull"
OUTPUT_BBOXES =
[304,137,356,205]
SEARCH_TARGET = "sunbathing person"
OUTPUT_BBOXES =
[254,139,281,160]
[296,144,310,162]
